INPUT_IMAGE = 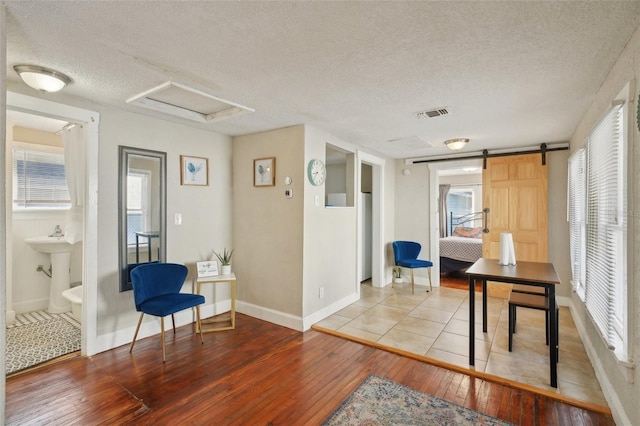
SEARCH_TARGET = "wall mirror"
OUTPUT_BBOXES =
[118,146,167,291]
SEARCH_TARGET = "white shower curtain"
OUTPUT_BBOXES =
[63,125,86,244]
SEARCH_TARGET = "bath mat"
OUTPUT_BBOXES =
[323,374,511,425]
[6,315,80,375]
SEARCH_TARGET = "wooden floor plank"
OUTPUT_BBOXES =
[6,313,614,425]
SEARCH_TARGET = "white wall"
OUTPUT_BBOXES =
[3,86,235,350]
[566,23,640,426]
[94,107,233,339]
[326,162,347,194]
[303,126,358,323]
[546,150,571,298]
[8,126,83,314]
[392,161,431,286]
[383,158,396,283]
[12,211,83,313]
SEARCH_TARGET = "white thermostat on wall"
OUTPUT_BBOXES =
[284,176,292,185]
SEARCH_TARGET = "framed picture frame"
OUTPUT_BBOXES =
[196,260,219,278]
[180,155,209,186]
[254,157,276,187]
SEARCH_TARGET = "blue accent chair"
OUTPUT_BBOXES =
[392,241,433,293]
[129,263,205,362]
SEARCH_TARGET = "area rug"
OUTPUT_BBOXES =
[323,374,511,425]
[6,316,80,375]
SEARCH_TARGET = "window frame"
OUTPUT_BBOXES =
[569,85,632,364]
[125,168,152,250]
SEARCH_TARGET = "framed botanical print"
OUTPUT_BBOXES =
[254,157,275,187]
[181,155,209,186]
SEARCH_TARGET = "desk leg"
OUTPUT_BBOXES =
[549,285,558,388]
[482,279,487,333]
[469,275,475,366]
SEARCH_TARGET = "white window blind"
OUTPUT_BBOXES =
[567,149,585,300]
[585,102,625,352]
[13,147,70,209]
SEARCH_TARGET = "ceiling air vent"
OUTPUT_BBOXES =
[415,108,449,119]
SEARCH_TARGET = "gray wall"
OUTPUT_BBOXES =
[566,23,640,426]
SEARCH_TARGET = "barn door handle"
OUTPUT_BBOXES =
[483,208,490,233]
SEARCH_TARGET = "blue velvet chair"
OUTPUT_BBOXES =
[392,241,433,293]
[129,263,205,362]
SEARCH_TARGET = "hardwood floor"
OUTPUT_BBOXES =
[441,270,482,290]
[6,313,614,425]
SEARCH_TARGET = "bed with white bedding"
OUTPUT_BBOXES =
[439,212,484,273]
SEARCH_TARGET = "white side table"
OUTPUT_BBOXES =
[195,273,237,332]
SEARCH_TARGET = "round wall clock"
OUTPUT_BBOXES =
[307,159,326,186]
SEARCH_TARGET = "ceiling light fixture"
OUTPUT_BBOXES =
[444,138,469,151]
[13,65,71,93]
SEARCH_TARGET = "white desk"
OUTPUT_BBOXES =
[195,273,237,333]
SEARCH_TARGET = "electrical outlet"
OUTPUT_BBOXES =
[319,286,325,299]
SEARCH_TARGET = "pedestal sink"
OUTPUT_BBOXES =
[25,236,80,313]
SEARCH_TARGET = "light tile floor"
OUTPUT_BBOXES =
[315,281,608,407]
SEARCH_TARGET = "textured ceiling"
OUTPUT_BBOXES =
[5,1,640,159]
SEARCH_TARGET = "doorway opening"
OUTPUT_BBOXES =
[5,92,100,365]
[427,159,483,289]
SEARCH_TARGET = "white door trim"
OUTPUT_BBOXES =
[358,150,385,288]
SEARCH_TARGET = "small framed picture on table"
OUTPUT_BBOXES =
[196,260,219,278]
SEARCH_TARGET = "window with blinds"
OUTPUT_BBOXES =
[13,147,71,209]
[583,101,627,356]
[567,149,585,300]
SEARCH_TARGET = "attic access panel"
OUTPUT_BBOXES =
[126,81,254,123]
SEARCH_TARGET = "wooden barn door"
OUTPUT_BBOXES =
[482,153,548,296]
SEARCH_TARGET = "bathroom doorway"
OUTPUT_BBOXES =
[5,92,100,372]
[5,109,83,374]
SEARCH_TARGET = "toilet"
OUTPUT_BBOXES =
[62,285,83,323]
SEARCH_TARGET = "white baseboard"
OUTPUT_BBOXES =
[236,291,361,332]
[236,300,304,331]
[93,301,227,355]
[302,292,360,330]
[13,298,49,314]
